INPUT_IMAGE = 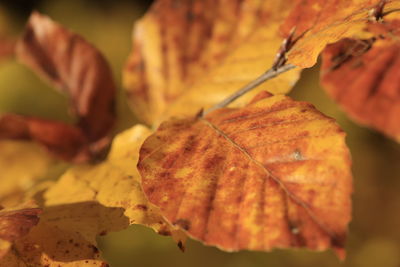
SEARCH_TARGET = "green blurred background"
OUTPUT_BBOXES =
[0,1,399,266]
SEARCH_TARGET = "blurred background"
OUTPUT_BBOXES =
[0,1,399,266]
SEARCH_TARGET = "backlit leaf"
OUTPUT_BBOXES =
[124,0,300,124]
[138,92,352,258]
[321,19,400,141]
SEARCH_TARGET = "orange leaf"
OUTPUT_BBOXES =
[16,12,116,141]
[0,114,90,162]
[281,0,400,68]
[320,19,400,141]
[124,0,300,124]
[138,92,352,258]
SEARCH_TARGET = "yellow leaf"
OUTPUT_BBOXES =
[124,0,300,125]
[138,92,352,258]
[45,125,185,244]
[0,140,55,207]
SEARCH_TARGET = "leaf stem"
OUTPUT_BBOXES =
[203,64,296,115]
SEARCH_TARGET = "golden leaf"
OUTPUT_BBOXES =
[282,0,400,68]
[138,92,352,258]
[0,140,55,207]
[44,125,185,244]
[124,0,300,124]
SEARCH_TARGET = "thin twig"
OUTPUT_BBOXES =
[203,64,296,116]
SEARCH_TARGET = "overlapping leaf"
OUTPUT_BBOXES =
[281,0,400,68]
[0,206,41,259]
[0,204,111,266]
[44,125,185,246]
[124,0,300,124]
[138,92,352,258]
[0,12,116,162]
[321,18,400,141]
[0,125,185,266]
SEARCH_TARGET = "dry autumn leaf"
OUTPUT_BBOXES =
[0,140,55,207]
[44,125,185,247]
[281,0,400,68]
[0,125,182,266]
[320,19,400,141]
[0,206,41,259]
[124,0,300,124]
[0,204,114,266]
[0,12,116,162]
[138,92,352,258]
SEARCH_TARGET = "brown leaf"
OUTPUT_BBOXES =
[0,206,41,260]
[124,0,300,124]
[138,92,352,258]
[0,36,14,61]
[0,203,114,266]
[16,12,116,141]
[0,207,41,242]
[281,0,400,68]
[320,19,400,141]
[0,12,116,162]
[0,114,90,162]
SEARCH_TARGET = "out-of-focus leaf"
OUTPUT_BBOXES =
[138,91,352,258]
[0,114,90,162]
[0,207,41,242]
[0,12,116,162]
[0,203,114,266]
[0,206,41,260]
[0,37,14,61]
[124,0,300,125]
[281,0,400,68]
[17,12,116,141]
[44,125,186,246]
[0,140,54,207]
[0,7,15,62]
[321,19,400,142]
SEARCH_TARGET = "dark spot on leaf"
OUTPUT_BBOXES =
[173,218,191,231]
[99,230,107,236]
[177,240,185,252]
[135,204,148,211]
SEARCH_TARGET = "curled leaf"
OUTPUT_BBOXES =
[0,12,116,162]
[281,0,400,68]
[0,114,90,162]
[138,92,352,258]
[17,12,116,141]
[124,0,300,124]
[321,19,400,141]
